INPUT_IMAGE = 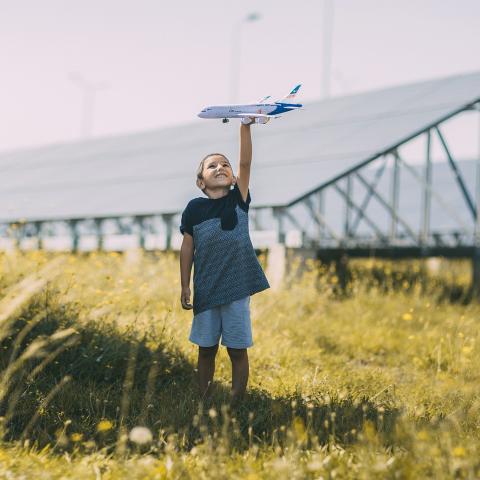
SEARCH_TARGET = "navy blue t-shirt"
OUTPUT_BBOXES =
[180,184,270,315]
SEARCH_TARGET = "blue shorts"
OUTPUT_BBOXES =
[189,296,253,349]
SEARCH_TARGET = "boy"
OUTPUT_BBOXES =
[179,119,270,406]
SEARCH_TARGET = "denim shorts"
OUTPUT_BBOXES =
[189,296,252,349]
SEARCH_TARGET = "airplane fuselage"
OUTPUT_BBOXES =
[198,102,302,119]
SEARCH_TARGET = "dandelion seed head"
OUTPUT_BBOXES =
[208,408,217,418]
[128,426,153,445]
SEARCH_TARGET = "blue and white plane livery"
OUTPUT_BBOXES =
[198,84,302,124]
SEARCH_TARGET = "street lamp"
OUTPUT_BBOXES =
[321,0,334,99]
[230,12,261,104]
[69,72,109,139]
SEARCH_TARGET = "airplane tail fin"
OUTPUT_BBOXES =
[280,84,302,102]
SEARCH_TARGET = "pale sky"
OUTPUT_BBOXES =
[1,0,479,152]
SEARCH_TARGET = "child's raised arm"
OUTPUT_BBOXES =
[236,122,253,203]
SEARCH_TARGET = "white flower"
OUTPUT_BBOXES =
[208,408,217,418]
[128,426,153,445]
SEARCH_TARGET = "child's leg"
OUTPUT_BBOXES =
[227,347,249,403]
[197,344,219,398]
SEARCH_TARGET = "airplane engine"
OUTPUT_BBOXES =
[255,117,270,124]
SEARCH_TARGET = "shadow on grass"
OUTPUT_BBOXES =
[0,294,400,454]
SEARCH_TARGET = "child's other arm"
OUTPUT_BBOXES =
[180,232,194,309]
[237,122,253,203]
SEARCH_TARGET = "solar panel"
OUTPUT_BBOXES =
[0,71,479,223]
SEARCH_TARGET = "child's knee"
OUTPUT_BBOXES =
[199,344,219,358]
[227,347,247,360]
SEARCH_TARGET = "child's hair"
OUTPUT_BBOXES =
[196,153,232,192]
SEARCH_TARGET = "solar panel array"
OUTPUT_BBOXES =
[0,71,479,223]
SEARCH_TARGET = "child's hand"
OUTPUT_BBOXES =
[181,286,193,310]
[241,117,255,125]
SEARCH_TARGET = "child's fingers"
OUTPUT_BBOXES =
[181,294,193,309]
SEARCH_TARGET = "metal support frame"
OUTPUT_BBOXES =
[390,151,400,241]
[394,152,471,233]
[282,208,315,246]
[68,220,80,252]
[250,208,263,230]
[317,190,326,242]
[272,206,286,244]
[333,183,387,242]
[134,216,146,249]
[94,218,104,251]
[435,126,477,220]
[162,213,174,250]
[304,195,340,242]
[420,130,432,245]
[349,157,388,235]
[33,221,43,249]
[354,169,417,242]
[115,218,133,234]
[1,99,479,285]
[344,175,352,238]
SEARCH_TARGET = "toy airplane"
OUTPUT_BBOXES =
[198,84,302,124]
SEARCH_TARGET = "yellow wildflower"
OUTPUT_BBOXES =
[416,430,429,441]
[97,419,113,432]
[452,446,466,457]
[70,433,83,442]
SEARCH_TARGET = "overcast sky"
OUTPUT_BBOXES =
[1,0,479,152]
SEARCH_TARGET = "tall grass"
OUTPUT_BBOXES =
[0,249,479,478]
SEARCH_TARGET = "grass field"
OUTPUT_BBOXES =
[0,249,479,479]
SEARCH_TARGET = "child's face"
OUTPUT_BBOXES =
[201,155,234,190]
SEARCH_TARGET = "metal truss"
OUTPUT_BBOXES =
[271,102,480,255]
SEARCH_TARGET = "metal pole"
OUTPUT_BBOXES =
[390,152,400,242]
[162,214,173,251]
[230,21,241,104]
[251,208,262,230]
[435,126,476,220]
[344,175,352,238]
[318,190,325,243]
[321,0,334,99]
[34,221,43,250]
[69,72,109,139]
[135,216,146,250]
[94,218,104,251]
[69,219,80,253]
[421,130,432,245]
[273,207,286,244]
[230,13,261,103]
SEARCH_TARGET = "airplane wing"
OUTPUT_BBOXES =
[233,113,276,118]
[256,95,271,103]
